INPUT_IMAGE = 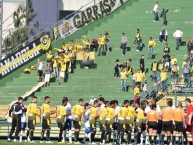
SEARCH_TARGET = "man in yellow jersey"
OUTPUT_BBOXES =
[89,100,99,144]
[26,96,38,143]
[46,51,53,63]
[148,37,156,59]
[135,102,146,145]
[41,96,56,143]
[117,100,129,144]
[126,100,136,144]
[99,101,109,144]
[72,99,84,144]
[105,101,115,144]
[135,69,144,88]
[57,98,67,143]
[120,68,128,92]
[98,34,105,56]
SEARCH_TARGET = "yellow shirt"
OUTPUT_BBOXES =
[100,107,109,118]
[90,107,98,118]
[127,106,136,117]
[42,103,50,119]
[72,104,84,117]
[53,59,58,68]
[160,72,168,81]
[61,64,66,72]
[118,107,128,118]
[120,71,127,80]
[57,105,67,117]
[134,87,140,95]
[46,53,53,61]
[148,40,156,47]
[98,36,105,45]
[171,58,177,66]
[27,102,37,120]
[82,39,90,47]
[64,54,70,62]
[106,107,115,119]
[136,108,146,120]
[136,72,143,82]
[62,44,68,50]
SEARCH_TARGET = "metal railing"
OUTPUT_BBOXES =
[4,0,97,57]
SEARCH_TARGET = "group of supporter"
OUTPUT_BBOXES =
[7,95,193,145]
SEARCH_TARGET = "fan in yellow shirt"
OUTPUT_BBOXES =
[105,101,115,144]
[52,58,59,78]
[57,99,67,143]
[58,62,66,85]
[62,43,68,51]
[148,37,156,59]
[26,96,38,142]
[120,68,128,92]
[160,69,168,81]
[98,34,105,56]
[134,85,140,96]
[170,55,177,66]
[117,100,129,144]
[41,96,56,143]
[72,99,84,143]
[135,69,144,86]
[46,51,53,63]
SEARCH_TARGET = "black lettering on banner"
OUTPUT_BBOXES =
[99,1,107,16]
[86,7,95,22]
[81,11,89,27]
[73,15,81,28]
[92,5,101,19]
[103,0,112,13]
[109,0,116,7]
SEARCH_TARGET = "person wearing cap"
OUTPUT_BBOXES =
[148,37,156,59]
[173,28,183,50]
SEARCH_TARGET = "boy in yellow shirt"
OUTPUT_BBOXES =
[98,34,105,56]
[148,37,156,59]
[72,99,84,144]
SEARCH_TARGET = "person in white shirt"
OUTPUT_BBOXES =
[89,96,96,106]
[37,59,45,82]
[82,103,91,144]
[153,1,159,22]
[98,96,105,110]
[173,29,183,50]
[63,97,73,143]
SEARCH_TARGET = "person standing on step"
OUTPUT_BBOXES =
[183,98,193,145]
[37,59,45,82]
[153,1,159,22]
[72,99,84,144]
[26,96,38,143]
[140,55,145,74]
[172,102,185,145]
[98,34,105,56]
[148,37,156,59]
[104,31,111,52]
[119,67,128,92]
[173,28,183,50]
[8,97,27,142]
[151,60,158,81]
[134,29,142,51]
[120,33,127,55]
[40,96,56,143]
[114,59,120,78]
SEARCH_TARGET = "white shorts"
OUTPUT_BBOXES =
[60,72,65,78]
[45,74,51,82]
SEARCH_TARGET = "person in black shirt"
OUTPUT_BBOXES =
[187,40,193,57]
[140,55,145,73]
[159,28,168,42]
[114,59,120,78]
[104,32,111,52]
[8,97,26,142]
[160,9,169,26]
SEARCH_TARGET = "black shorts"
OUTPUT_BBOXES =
[73,120,81,129]
[28,120,35,130]
[113,122,118,130]
[106,124,112,132]
[100,124,106,131]
[117,123,125,132]
[136,82,141,86]
[90,123,96,132]
[38,70,43,77]
[125,124,132,132]
[175,121,184,132]
[148,122,158,130]
[42,118,50,130]
[162,121,172,132]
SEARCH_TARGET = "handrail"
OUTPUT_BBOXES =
[4,0,97,56]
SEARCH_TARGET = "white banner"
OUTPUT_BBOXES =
[58,0,127,38]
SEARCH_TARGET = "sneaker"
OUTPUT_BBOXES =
[46,141,53,143]
[30,141,36,143]
[7,138,11,142]
[19,140,22,143]
[74,142,81,144]
[68,141,72,144]
[136,50,139,51]
[40,141,44,143]
[24,139,27,142]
